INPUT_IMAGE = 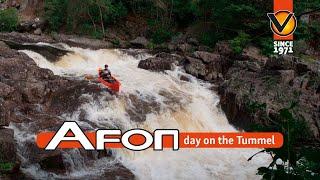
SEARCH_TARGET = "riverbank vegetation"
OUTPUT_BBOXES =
[0,8,18,32]
[248,103,320,179]
[0,0,319,54]
[41,0,320,54]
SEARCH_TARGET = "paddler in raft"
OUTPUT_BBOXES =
[99,64,114,83]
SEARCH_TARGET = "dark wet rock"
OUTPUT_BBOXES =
[0,32,112,50]
[295,62,310,75]
[97,149,113,159]
[0,100,8,126]
[218,90,252,129]
[184,54,232,81]
[130,36,149,48]
[0,82,15,98]
[0,38,134,179]
[187,37,199,46]
[167,43,177,51]
[0,32,54,44]
[0,41,9,49]
[193,51,221,63]
[278,70,295,84]
[48,81,102,114]
[80,162,135,180]
[234,61,261,72]
[126,94,161,122]
[241,46,268,62]
[39,151,66,174]
[138,53,182,71]
[33,28,42,35]
[119,49,149,59]
[171,33,186,44]
[214,41,233,56]
[217,53,320,140]
[17,21,34,32]
[265,55,294,70]
[138,57,174,71]
[18,18,47,33]
[0,129,16,162]
[207,55,232,76]
[0,128,19,174]
[101,163,135,180]
[158,90,185,108]
[196,45,211,52]
[180,75,190,82]
[184,57,207,79]
[0,40,103,127]
[52,34,113,49]
[177,43,192,53]
[2,39,71,62]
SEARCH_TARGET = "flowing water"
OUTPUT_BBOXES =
[15,45,270,179]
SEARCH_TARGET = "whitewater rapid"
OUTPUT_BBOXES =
[18,45,270,180]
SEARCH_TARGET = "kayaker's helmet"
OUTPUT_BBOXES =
[105,64,108,69]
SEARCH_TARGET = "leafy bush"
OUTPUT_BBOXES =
[151,27,173,44]
[0,162,14,171]
[146,42,155,49]
[257,37,274,56]
[199,32,224,47]
[147,19,174,44]
[230,32,251,54]
[249,103,320,179]
[0,8,19,32]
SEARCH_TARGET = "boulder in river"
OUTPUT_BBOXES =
[138,53,182,71]
[184,56,207,79]
[130,36,149,48]
[138,57,174,71]
[39,151,66,174]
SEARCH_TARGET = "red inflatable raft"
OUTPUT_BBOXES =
[98,68,121,92]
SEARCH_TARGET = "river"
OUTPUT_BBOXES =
[13,44,269,179]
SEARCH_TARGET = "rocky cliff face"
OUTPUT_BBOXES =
[137,39,320,144]
[218,47,320,141]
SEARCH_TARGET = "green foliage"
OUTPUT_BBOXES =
[42,0,320,51]
[147,19,174,44]
[146,42,156,49]
[249,103,319,179]
[0,162,14,171]
[295,20,320,50]
[199,32,223,47]
[230,32,251,54]
[44,0,127,37]
[151,27,173,44]
[44,0,67,31]
[111,39,120,46]
[0,8,19,32]
[171,0,199,25]
[257,38,274,56]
